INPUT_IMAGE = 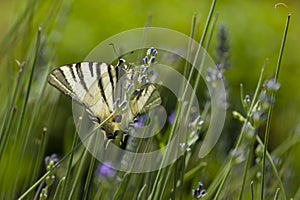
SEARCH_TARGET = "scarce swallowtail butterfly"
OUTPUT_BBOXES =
[48,59,161,142]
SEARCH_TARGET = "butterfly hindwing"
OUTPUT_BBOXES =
[129,83,161,117]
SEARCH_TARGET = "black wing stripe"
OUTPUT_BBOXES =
[96,63,111,111]
[75,63,89,91]
[107,65,115,102]
[68,64,77,82]
[57,68,73,92]
[89,62,94,77]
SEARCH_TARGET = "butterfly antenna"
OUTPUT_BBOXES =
[109,43,120,59]
[109,43,135,61]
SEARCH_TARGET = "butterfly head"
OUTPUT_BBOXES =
[117,59,129,70]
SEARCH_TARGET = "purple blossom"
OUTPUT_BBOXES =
[192,182,206,199]
[134,115,148,128]
[168,111,176,124]
[97,162,115,178]
[263,79,280,91]
[45,154,58,166]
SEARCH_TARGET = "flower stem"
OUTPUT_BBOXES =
[260,13,290,200]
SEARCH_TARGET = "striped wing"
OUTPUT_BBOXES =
[48,62,116,122]
[129,83,161,117]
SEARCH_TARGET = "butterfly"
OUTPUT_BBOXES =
[47,59,161,142]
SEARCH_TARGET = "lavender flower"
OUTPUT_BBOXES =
[263,79,280,91]
[134,114,148,128]
[188,115,204,136]
[168,110,176,124]
[143,47,158,65]
[192,182,206,199]
[147,47,158,57]
[40,154,59,199]
[97,162,116,178]
[45,154,58,171]
[217,25,230,70]
[206,67,223,88]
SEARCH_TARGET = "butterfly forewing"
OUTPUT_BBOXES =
[48,62,117,121]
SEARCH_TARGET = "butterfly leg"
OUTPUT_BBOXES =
[105,139,113,150]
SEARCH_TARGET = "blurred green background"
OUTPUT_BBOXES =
[0,0,300,198]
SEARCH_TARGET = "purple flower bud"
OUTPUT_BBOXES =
[45,154,58,166]
[97,162,115,178]
[168,111,176,124]
[142,56,148,64]
[264,79,280,91]
[134,115,148,128]
[150,56,155,63]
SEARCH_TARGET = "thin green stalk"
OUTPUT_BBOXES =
[0,104,17,180]
[117,124,152,199]
[26,79,51,192]
[153,179,163,200]
[158,166,172,200]
[182,0,216,100]
[212,61,266,197]
[213,160,233,200]
[274,188,280,200]
[202,161,230,200]
[174,159,180,199]
[238,142,255,200]
[153,14,197,199]
[17,26,42,143]
[251,181,254,200]
[18,171,51,200]
[30,127,47,185]
[0,62,25,160]
[183,7,218,139]
[13,27,43,195]
[182,13,197,79]
[256,135,286,199]
[137,184,147,200]
[178,13,218,200]
[260,13,290,200]
[113,173,130,200]
[61,118,80,199]
[68,147,89,200]
[33,179,44,200]
[53,177,65,200]
[183,162,207,182]
[82,137,99,199]
[235,60,266,148]
[205,13,219,52]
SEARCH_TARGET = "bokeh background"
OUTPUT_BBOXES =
[0,0,299,198]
